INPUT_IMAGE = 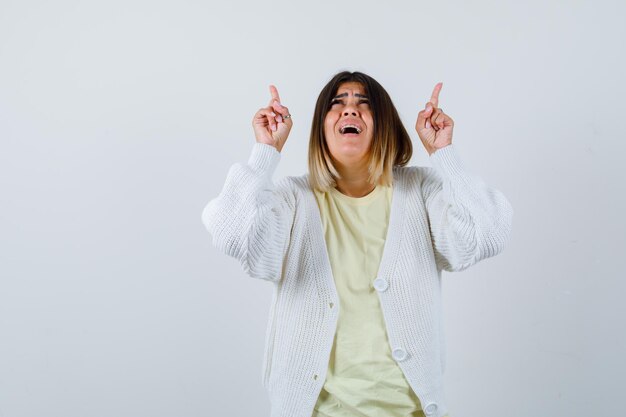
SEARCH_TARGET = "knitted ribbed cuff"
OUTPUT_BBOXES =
[248,142,281,174]
[429,144,468,180]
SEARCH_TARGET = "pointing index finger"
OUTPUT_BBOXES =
[269,85,281,104]
[429,82,443,108]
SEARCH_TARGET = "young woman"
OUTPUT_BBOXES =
[202,71,513,417]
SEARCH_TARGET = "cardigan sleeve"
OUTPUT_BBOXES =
[419,144,513,272]
[201,143,296,282]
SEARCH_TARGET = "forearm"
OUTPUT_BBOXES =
[425,145,513,271]
[201,143,294,281]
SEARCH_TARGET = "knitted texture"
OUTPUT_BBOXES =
[202,142,513,417]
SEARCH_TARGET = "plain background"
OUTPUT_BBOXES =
[1,0,624,416]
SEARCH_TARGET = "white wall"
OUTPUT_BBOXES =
[1,1,624,416]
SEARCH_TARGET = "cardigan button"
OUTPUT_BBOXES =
[424,402,438,415]
[373,278,389,292]
[391,347,408,361]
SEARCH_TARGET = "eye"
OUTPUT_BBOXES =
[330,99,342,106]
[358,100,370,106]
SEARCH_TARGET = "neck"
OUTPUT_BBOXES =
[334,159,376,198]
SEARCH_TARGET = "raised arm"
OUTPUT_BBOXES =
[415,83,513,271]
[201,86,295,282]
[419,148,513,272]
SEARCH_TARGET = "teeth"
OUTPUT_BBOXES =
[340,124,362,134]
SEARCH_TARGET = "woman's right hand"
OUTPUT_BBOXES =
[252,85,292,153]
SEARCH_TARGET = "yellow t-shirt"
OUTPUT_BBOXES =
[311,183,426,417]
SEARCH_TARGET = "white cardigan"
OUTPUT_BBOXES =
[202,142,513,417]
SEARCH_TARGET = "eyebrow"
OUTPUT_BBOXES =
[332,92,369,99]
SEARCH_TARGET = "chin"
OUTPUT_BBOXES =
[332,149,370,165]
[327,136,371,162]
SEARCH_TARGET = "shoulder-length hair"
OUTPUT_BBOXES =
[308,71,413,192]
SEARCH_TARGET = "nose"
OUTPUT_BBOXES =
[342,102,359,117]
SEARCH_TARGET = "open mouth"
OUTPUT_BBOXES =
[339,124,362,135]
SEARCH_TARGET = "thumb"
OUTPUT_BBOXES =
[424,102,434,116]
[416,102,433,131]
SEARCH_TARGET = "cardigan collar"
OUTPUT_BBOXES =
[303,167,407,297]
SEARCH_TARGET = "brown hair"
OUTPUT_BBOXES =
[308,71,413,192]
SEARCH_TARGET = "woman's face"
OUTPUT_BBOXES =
[323,82,374,168]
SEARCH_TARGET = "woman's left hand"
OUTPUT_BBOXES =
[415,82,454,155]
